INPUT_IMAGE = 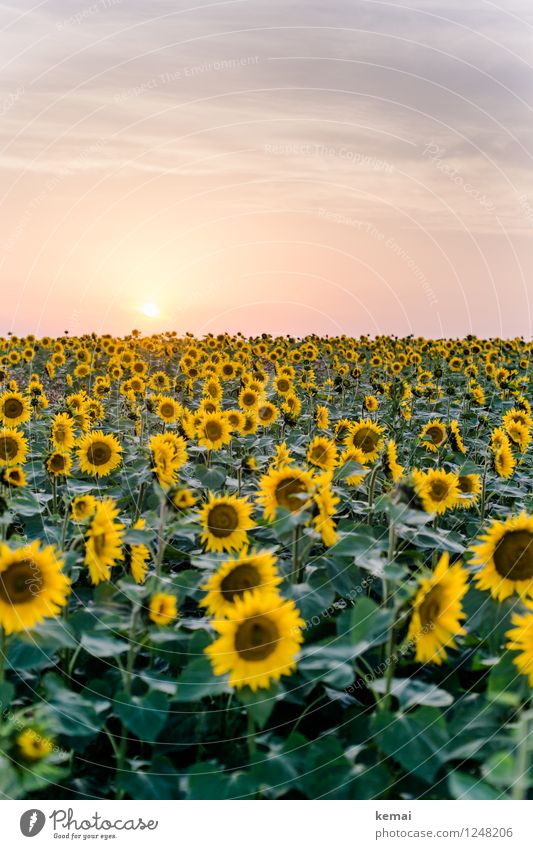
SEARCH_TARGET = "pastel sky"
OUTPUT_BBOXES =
[1,0,532,338]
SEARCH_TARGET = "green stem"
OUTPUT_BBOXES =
[292,525,302,583]
[0,627,6,689]
[115,605,141,799]
[246,708,257,759]
[381,519,397,712]
[512,708,531,801]
[154,499,168,577]
[367,464,380,522]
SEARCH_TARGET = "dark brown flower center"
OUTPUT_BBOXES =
[3,398,24,419]
[352,427,378,453]
[235,614,279,660]
[0,435,19,461]
[418,586,442,628]
[87,441,112,466]
[425,426,445,445]
[50,453,67,472]
[258,406,273,422]
[458,476,474,494]
[428,480,450,501]
[0,560,43,604]
[275,476,309,512]
[220,564,261,602]
[205,420,223,441]
[160,403,175,418]
[208,504,238,538]
[242,392,256,407]
[493,531,533,581]
[277,379,290,393]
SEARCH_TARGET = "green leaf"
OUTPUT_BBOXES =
[371,707,449,782]
[114,690,169,740]
[175,656,230,702]
[236,684,279,729]
[448,770,503,800]
[43,673,110,738]
[80,633,130,658]
[370,678,454,709]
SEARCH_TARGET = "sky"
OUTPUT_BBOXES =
[1,0,532,339]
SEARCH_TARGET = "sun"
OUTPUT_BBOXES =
[139,302,159,318]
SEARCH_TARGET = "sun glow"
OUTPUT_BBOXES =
[139,302,160,318]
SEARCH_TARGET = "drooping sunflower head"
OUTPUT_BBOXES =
[0,541,70,635]
[472,512,533,602]
[506,601,533,686]
[419,419,447,453]
[257,464,315,522]
[84,498,124,585]
[493,442,516,478]
[448,420,466,454]
[51,411,75,451]
[198,493,254,553]
[205,589,305,690]
[345,419,385,462]
[382,439,404,483]
[77,430,122,477]
[407,552,468,665]
[201,548,281,617]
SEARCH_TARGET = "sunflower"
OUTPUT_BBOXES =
[364,395,379,412]
[71,494,96,522]
[226,409,246,432]
[46,451,72,477]
[490,427,510,452]
[506,603,533,685]
[0,427,28,467]
[505,421,530,453]
[313,473,339,547]
[199,493,254,553]
[412,468,460,514]
[149,592,178,625]
[257,464,315,522]
[171,487,197,510]
[156,396,181,424]
[78,431,122,477]
[0,541,70,634]
[448,420,465,454]
[239,387,260,411]
[471,513,533,601]
[197,411,232,451]
[344,419,384,462]
[84,499,124,584]
[0,390,31,426]
[17,728,54,761]
[419,419,447,452]
[129,518,150,584]
[382,439,404,483]
[271,441,293,468]
[201,548,281,617]
[456,473,481,508]
[51,412,76,451]
[1,465,26,488]
[315,405,329,429]
[257,402,279,427]
[205,590,305,690]
[407,552,468,665]
[306,436,337,470]
[337,446,368,486]
[493,442,516,478]
[273,375,293,397]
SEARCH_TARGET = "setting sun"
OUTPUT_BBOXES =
[139,302,160,318]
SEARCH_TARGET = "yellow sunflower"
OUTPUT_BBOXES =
[201,548,281,617]
[51,412,76,451]
[130,518,150,584]
[456,473,482,509]
[419,419,447,452]
[493,442,516,478]
[257,402,279,428]
[506,602,533,685]
[257,464,315,522]
[171,487,197,510]
[312,472,339,547]
[149,592,178,626]
[197,411,232,451]
[505,421,530,453]
[1,465,26,488]
[306,436,337,471]
[199,493,254,553]
[383,439,404,483]
[315,405,329,429]
[448,420,466,454]
[471,512,533,601]
[71,494,96,522]
[344,419,385,462]
[0,390,31,426]
[156,396,181,424]
[0,427,28,467]
[407,552,469,665]
[46,451,72,477]
[412,468,460,514]
[364,395,379,412]
[84,499,124,584]
[0,541,70,634]
[205,590,305,690]
[78,431,122,477]
[338,446,368,486]
[17,728,54,761]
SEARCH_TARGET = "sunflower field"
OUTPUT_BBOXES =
[0,331,532,801]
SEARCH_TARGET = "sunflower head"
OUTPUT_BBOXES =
[198,493,254,553]
[345,419,384,462]
[201,548,281,617]
[77,430,122,477]
[419,419,447,453]
[0,541,70,634]
[149,592,178,626]
[17,728,54,761]
[257,464,315,522]
[472,512,533,601]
